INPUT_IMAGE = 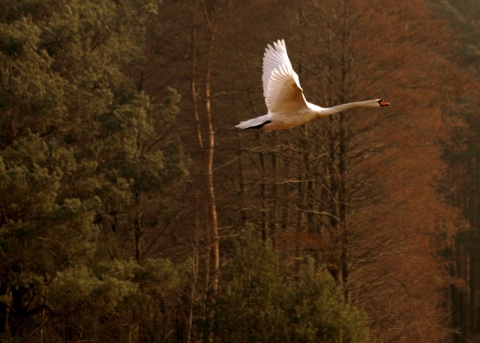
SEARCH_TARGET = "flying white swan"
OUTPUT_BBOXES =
[235,39,390,130]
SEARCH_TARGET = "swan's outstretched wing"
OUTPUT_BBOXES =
[262,40,309,114]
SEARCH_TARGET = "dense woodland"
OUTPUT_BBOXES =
[1,0,480,342]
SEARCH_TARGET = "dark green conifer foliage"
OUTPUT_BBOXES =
[210,229,369,343]
[0,0,187,341]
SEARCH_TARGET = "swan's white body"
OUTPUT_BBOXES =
[236,39,389,130]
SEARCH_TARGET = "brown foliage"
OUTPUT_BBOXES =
[145,0,475,341]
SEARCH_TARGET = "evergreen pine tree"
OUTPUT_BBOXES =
[210,229,369,343]
[0,0,188,340]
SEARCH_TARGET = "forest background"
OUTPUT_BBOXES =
[1,0,480,342]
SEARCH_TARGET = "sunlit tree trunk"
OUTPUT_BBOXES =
[202,0,220,293]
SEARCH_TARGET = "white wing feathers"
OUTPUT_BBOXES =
[262,39,308,114]
[235,114,271,130]
[236,39,388,130]
[262,40,293,97]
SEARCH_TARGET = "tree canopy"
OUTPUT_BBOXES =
[1,0,480,342]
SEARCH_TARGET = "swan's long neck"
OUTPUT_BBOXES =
[316,100,377,117]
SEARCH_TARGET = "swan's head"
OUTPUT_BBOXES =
[376,99,390,107]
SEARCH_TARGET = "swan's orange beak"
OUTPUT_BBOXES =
[379,100,390,107]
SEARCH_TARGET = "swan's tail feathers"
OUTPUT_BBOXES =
[235,114,271,130]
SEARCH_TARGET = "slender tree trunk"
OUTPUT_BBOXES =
[186,233,199,343]
[281,158,290,232]
[270,151,278,243]
[190,28,204,150]
[338,0,351,299]
[260,150,267,241]
[338,113,349,299]
[202,1,219,293]
[238,144,247,225]
[0,283,6,334]
[205,40,219,293]
[134,191,142,263]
